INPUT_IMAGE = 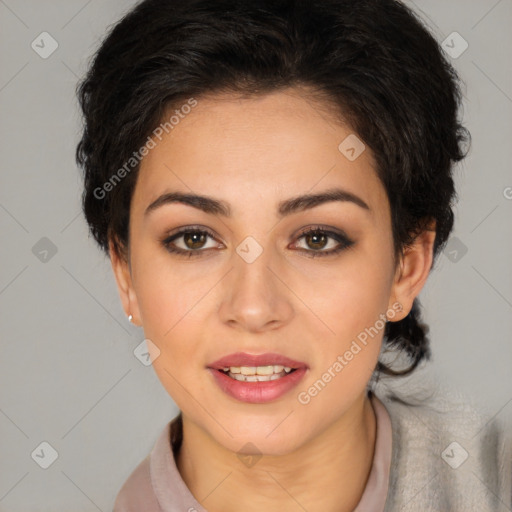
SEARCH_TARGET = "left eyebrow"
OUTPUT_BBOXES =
[144,187,371,219]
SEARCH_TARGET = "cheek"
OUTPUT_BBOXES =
[296,282,386,417]
[304,281,386,388]
[296,249,392,393]
[133,245,210,334]
[302,253,394,343]
[131,255,210,389]
[136,272,208,411]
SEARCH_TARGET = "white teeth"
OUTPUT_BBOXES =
[230,371,287,382]
[223,368,291,382]
[222,365,296,376]
[218,364,299,382]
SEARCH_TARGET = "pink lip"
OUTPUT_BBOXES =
[208,352,308,370]
[207,352,309,404]
[208,367,308,404]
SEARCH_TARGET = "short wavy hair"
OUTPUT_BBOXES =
[75,0,470,378]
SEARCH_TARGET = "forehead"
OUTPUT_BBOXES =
[133,88,387,218]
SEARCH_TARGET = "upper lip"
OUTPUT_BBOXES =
[208,352,308,370]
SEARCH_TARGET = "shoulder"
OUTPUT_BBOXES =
[113,453,163,512]
[374,380,512,512]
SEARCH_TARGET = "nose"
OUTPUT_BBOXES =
[217,239,294,333]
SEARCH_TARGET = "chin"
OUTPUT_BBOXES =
[210,416,307,456]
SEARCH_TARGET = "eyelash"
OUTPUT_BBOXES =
[160,225,355,259]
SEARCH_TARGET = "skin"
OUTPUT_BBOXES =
[110,86,435,512]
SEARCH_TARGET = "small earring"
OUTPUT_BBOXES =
[128,314,133,323]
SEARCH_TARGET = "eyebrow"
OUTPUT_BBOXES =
[144,187,371,219]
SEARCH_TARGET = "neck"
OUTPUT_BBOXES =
[176,392,377,512]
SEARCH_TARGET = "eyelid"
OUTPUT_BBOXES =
[294,224,350,239]
[163,224,218,240]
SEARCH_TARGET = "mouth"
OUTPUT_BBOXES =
[207,352,308,403]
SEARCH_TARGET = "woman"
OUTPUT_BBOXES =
[75,0,511,510]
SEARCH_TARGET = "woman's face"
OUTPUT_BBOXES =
[113,88,414,455]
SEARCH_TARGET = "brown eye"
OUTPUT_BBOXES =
[162,227,220,257]
[303,231,329,250]
[293,226,355,258]
[182,231,208,250]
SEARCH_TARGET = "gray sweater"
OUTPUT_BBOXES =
[377,379,512,511]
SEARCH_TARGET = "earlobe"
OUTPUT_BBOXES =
[109,239,142,326]
[388,223,436,321]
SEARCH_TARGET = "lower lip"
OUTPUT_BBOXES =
[208,367,307,404]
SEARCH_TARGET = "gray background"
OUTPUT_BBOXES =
[0,1,511,510]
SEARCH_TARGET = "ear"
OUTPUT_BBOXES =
[109,238,142,326]
[387,220,436,322]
